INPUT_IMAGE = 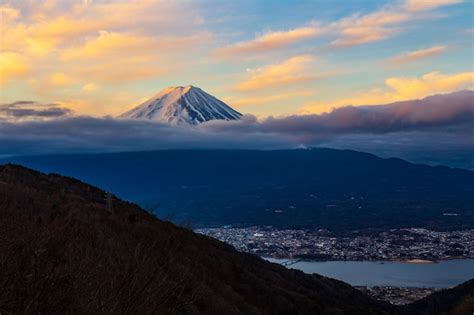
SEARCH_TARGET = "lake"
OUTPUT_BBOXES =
[265,258,474,288]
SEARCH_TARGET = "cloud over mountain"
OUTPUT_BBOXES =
[1,91,472,168]
[203,90,473,137]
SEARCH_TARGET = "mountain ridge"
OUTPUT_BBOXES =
[3,148,472,231]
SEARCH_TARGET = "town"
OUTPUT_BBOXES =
[196,227,474,304]
[196,227,474,261]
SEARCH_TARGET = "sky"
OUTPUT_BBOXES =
[1,0,473,118]
[0,0,473,168]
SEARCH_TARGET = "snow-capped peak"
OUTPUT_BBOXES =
[119,85,242,125]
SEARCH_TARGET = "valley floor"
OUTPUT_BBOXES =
[196,227,474,261]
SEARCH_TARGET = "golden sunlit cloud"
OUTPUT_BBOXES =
[32,16,103,41]
[385,71,474,98]
[25,37,58,57]
[215,26,322,58]
[215,0,463,57]
[2,17,104,56]
[62,30,143,59]
[49,72,75,87]
[82,83,97,93]
[0,0,182,56]
[72,58,166,84]
[61,31,211,60]
[55,89,143,117]
[404,0,464,11]
[0,0,211,113]
[55,99,103,116]
[235,55,319,91]
[330,10,408,47]
[386,46,446,65]
[330,0,464,47]
[0,52,30,85]
[302,71,474,113]
[0,5,20,22]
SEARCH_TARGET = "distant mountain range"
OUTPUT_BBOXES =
[1,164,472,314]
[119,85,242,125]
[3,148,473,231]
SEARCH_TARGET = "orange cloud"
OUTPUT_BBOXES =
[385,71,474,99]
[61,31,211,60]
[60,31,155,60]
[31,16,103,40]
[0,1,208,58]
[386,46,446,65]
[0,0,169,56]
[0,5,20,22]
[74,58,166,84]
[330,9,409,47]
[235,55,319,91]
[215,26,322,57]
[54,99,105,116]
[1,16,106,56]
[0,52,30,85]
[4,0,181,51]
[404,0,464,11]
[0,0,211,109]
[49,73,75,87]
[330,0,462,47]
[216,0,463,55]
[302,71,474,113]
[49,89,144,117]
[82,83,97,93]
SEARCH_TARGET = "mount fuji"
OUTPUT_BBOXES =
[119,85,242,125]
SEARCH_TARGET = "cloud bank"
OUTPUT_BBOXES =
[0,101,73,122]
[1,91,472,168]
[303,71,474,113]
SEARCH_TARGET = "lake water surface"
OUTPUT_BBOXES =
[265,258,474,288]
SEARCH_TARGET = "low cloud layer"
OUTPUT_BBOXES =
[206,90,474,138]
[1,91,473,168]
[0,101,73,122]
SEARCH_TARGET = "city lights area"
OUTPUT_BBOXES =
[197,227,474,304]
[196,227,474,261]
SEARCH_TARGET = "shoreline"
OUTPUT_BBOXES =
[400,259,434,264]
[263,257,474,290]
[263,256,473,264]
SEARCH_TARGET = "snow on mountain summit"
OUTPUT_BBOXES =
[119,85,242,125]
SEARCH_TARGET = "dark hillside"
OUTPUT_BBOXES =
[401,279,474,315]
[0,164,394,314]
